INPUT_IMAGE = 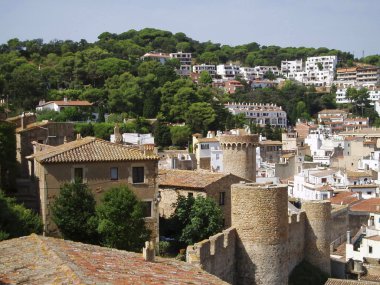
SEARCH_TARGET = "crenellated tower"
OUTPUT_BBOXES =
[219,132,258,181]
[231,183,289,285]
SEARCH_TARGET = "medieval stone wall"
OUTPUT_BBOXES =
[231,183,289,285]
[186,227,237,284]
[219,134,258,181]
[302,201,332,276]
[288,211,306,274]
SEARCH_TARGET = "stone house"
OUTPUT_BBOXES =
[259,139,282,163]
[158,169,251,227]
[16,121,74,177]
[28,136,160,240]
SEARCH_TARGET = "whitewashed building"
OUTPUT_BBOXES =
[216,64,241,80]
[281,59,303,74]
[192,64,217,77]
[225,102,287,128]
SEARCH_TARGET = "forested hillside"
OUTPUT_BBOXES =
[0,28,378,133]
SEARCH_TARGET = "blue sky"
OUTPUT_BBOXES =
[0,0,379,57]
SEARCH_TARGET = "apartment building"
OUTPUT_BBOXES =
[335,66,380,88]
[336,87,380,105]
[305,55,337,72]
[281,59,303,74]
[216,64,240,80]
[225,102,287,127]
[169,52,192,65]
[192,64,217,77]
[141,52,170,64]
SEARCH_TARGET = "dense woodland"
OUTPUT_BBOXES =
[1,28,380,137]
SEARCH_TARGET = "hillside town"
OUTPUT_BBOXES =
[1,25,380,285]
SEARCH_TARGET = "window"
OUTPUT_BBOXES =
[215,154,220,160]
[219,192,225,206]
[132,167,144,183]
[74,167,84,183]
[201,144,210,150]
[142,201,152,218]
[369,246,373,254]
[110,167,118,180]
[321,178,327,183]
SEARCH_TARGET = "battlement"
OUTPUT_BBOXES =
[288,211,306,224]
[187,227,236,284]
[219,134,258,146]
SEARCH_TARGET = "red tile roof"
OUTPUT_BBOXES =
[350,198,380,214]
[0,234,228,285]
[330,192,359,205]
[29,136,159,163]
[159,169,228,189]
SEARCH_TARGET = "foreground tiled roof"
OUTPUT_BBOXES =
[350,198,380,214]
[159,169,228,189]
[30,137,159,163]
[0,235,227,285]
[325,278,380,285]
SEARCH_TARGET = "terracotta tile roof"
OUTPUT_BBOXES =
[348,184,377,189]
[330,192,359,205]
[316,185,334,191]
[0,234,227,285]
[319,109,348,114]
[325,278,380,285]
[311,169,336,177]
[364,235,380,242]
[38,100,92,107]
[347,171,372,178]
[159,169,228,189]
[30,136,159,163]
[259,140,282,146]
[197,137,220,143]
[350,198,380,214]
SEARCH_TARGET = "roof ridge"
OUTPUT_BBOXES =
[31,234,84,283]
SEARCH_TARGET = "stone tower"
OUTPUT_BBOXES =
[219,132,258,181]
[231,183,289,285]
[302,201,332,276]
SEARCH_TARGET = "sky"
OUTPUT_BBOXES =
[0,0,379,58]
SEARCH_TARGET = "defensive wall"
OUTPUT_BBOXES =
[187,182,333,285]
[187,227,237,284]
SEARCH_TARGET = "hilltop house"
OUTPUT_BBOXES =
[27,136,160,240]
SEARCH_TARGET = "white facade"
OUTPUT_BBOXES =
[141,52,170,64]
[281,59,303,73]
[225,102,287,128]
[290,168,336,201]
[169,52,192,65]
[346,212,380,262]
[305,55,337,72]
[110,133,154,145]
[239,67,261,81]
[336,87,380,105]
[210,147,223,172]
[254,66,281,77]
[192,64,217,77]
[216,64,241,80]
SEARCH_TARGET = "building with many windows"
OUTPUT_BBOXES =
[216,64,240,80]
[224,102,287,128]
[192,64,217,77]
[27,136,160,239]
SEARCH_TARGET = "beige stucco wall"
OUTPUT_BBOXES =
[34,159,158,240]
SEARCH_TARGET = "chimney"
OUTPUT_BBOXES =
[346,230,351,244]
[143,241,155,262]
[114,124,122,144]
[76,133,82,140]
[21,112,25,130]
[63,96,68,102]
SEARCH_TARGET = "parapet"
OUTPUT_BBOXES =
[186,227,237,284]
[288,211,306,224]
[187,227,236,265]
[219,134,259,147]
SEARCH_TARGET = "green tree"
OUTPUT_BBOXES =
[0,191,42,241]
[154,119,172,147]
[0,121,16,191]
[96,185,150,251]
[51,182,98,243]
[170,195,223,245]
[170,125,192,147]
[199,71,212,85]
[185,102,216,133]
